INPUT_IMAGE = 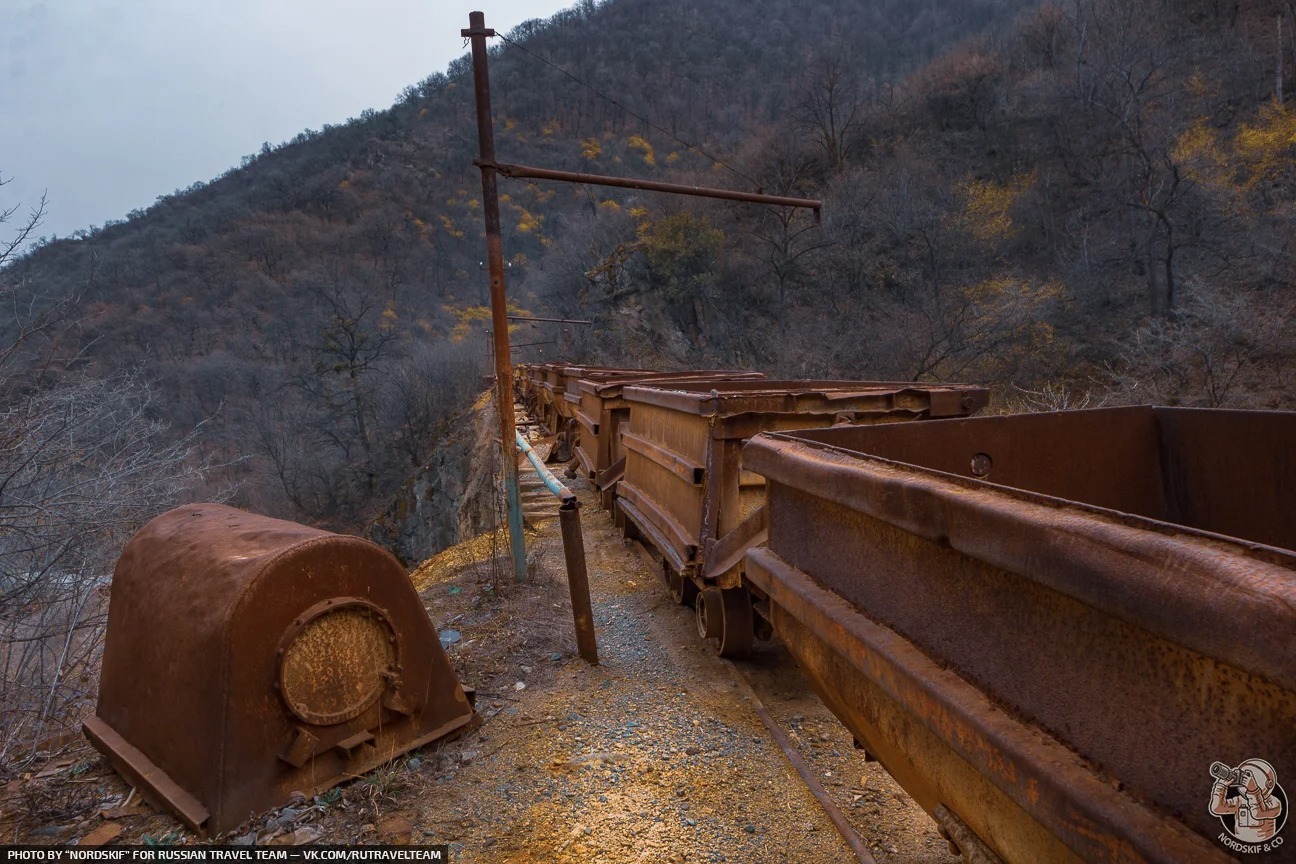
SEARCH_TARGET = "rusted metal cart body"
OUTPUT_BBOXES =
[569,370,767,508]
[532,363,571,429]
[535,364,647,431]
[85,505,477,835]
[617,380,989,592]
[558,366,658,437]
[516,364,539,408]
[743,406,1296,864]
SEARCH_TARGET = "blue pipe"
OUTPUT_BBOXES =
[515,431,576,504]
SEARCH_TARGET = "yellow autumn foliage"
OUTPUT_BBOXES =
[1234,103,1296,187]
[516,208,543,234]
[628,134,656,167]
[1175,103,1296,210]
[580,137,603,160]
[440,214,464,238]
[380,304,398,333]
[447,302,530,342]
[954,172,1036,246]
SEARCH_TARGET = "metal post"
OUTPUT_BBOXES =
[516,431,599,665]
[464,11,527,583]
[559,501,599,666]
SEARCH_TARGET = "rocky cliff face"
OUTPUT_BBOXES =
[368,391,500,567]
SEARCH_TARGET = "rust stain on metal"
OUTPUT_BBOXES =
[742,406,1296,862]
[573,371,765,499]
[85,503,478,835]
[463,10,527,584]
[559,500,599,666]
[278,600,398,727]
[615,379,988,609]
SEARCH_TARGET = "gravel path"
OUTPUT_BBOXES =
[400,461,959,863]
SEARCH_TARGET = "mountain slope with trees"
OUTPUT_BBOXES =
[2,0,1043,530]
[4,0,1294,534]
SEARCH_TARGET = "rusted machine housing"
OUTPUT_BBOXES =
[568,370,767,510]
[743,407,1296,864]
[84,504,478,836]
[616,380,988,593]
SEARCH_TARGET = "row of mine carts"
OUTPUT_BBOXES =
[515,362,1296,864]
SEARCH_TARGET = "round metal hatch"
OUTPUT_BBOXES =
[278,599,398,726]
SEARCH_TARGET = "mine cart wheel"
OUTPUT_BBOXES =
[668,569,698,607]
[697,587,753,658]
[695,588,724,640]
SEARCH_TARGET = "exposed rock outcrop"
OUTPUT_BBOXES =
[368,391,500,566]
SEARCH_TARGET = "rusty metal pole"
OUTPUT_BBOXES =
[485,161,822,222]
[559,500,599,666]
[506,315,594,324]
[464,11,526,583]
[516,431,599,666]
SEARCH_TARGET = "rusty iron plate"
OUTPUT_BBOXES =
[616,380,989,588]
[573,371,767,490]
[743,407,1296,862]
[277,598,398,727]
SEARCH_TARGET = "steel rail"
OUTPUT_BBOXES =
[722,659,877,864]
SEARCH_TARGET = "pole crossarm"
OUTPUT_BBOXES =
[480,160,822,221]
[507,315,594,325]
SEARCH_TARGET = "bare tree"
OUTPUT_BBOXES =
[0,179,216,768]
[797,54,863,174]
[0,372,214,767]
[0,172,46,268]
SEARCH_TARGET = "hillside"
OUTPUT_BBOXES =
[1,0,1040,530]
[3,0,1295,535]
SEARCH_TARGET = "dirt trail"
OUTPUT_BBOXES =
[394,453,957,863]
[0,444,957,863]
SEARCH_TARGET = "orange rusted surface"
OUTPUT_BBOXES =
[533,364,632,431]
[568,370,767,492]
[743,407,1296,863]
[85,504,477,835]
[616,380,988,591]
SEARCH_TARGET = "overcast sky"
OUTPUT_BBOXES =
[1,1,575,241]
